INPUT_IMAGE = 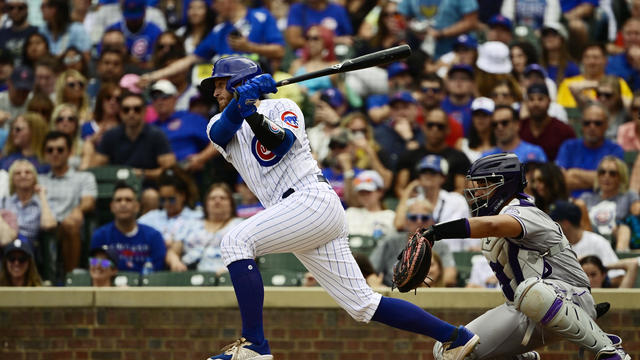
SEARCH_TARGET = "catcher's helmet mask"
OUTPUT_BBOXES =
[464,153,526,217]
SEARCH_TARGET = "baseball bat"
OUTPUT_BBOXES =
[276,44,412,87]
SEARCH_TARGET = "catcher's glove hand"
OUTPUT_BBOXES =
[392,227,435,293]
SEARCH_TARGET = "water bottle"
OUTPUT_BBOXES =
[142,257,154,276]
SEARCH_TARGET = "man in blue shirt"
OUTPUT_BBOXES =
[285,0,353,50]
[105,0,162,66]
[91,181,166,273]
[441,64,474,135]
[606,18,640,91]
[556,103,624,198]
[482,105,547,164]
[428,0,478,58]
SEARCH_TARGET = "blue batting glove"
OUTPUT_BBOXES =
[235,82,261,118]
[249,74,278,94]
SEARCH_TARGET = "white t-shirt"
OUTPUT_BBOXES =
[345,207,396,239]
[572,230,625,279]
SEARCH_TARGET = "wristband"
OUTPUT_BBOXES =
[432,218,471,240]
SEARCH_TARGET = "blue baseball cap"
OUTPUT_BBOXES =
[387,62,410,78]
[549,200,581,226]
[454,34,478,50]
[122,0,146,20]
[320,88,345,108]
[389,91,416,105]
[3,236,34,258]
[447,64,474,78]
[524,64,548,78]
[488,14,513,31]
[89,244,119,265]
[416,155,449,176]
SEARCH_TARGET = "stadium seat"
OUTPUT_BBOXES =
[257,253,307,273]
[453,251,482,287]
[113,272,141,287]
[141,271,217,286]
[217,272,232,286]
[65,271,91,286]
[260,269,301,286]
[348,235,377,257]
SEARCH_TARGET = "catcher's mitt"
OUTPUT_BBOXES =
[392,227,434,293]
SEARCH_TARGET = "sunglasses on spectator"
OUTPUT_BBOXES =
[492,119,512,128]
[66,81,84,89]
[157,43,176,51]
[122,105,143,114]
[421,87,441,94]
[406,213,433,222]
[56,116,77,123]
[596,91,614,99]
[597,169,618,177]
[583,120,604,127]
[89,257,114,268]
[106,94,120,102]
[159,196,177,205]
[426,122,446,130]
[45,146,66,154]
[7,254,29,264]
[306,35,322,41]
[7,4,27,11]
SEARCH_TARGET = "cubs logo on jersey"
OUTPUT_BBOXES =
[251,136,282,167]
[281,111,299,128]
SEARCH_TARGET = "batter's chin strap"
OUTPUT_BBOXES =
[244,112,295,156]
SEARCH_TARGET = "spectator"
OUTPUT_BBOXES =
[154,51,200,113]
[539,23,580,85]
[21,32,51,68]
[345,170,395,239]
[0,65,34,123]
[149,80,214,173]
[50,103,83,169]
[90,181,166,273]
[26,92,55,125]
[606,18,640,92]
[90,91,177,183]
[33,55,60,100]
[39,0,91,57]
[0,0,38,65]
[353,252,384,288]
[1,160,56,246]
[530,162,568,214]
[519,83,576,161]
[289,25,340,98]
[482,105,547,164]
[0,50,14,92]
[1,112,49,173]
[428,0,479,59]
[550,200,629,287]
[308,88,346,162]
[0,237,42,286]
[321,129,362,205]
[87,49,125,101]
[104,0,163,67]
[59,46,89,79]
[166,183,242,273]
[98,29,128,59]
[417,73,445,113]
[486,14,513,44]
[82,83,121,142]
[175,0,216,55]
[510,41,538,87]
[395,108,470,195]
[424,251,445,287]
[370,197,457,287]
[520,65,569,124]
[575,156,640,239]
[140,0,284,85]
[616,91,640,151]
[466,254,498,288]
[39,131,97,272]
[441,64,475,135]
[357,0,407,56]
[557,43,632,109]
[88,244,118,287]
[235,176,264,219]
[580,255,639,288]
[456,97,495,163]
[54,69,90,123]
[395,155,475,252]
[150,32,185,70]
[556,103,624,197]
[0,206,18,246]
[500,0,561,30]
[285,0,353,50]
[366,62,413,125]
[489,78,522,108]
[572,76,629,141]
[434,34,478,82]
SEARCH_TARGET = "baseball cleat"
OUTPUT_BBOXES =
[206,337,273,360]
[518,351,540,360]
[441,326,480,360]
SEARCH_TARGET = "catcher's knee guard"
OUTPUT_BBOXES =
[514,278,617,356]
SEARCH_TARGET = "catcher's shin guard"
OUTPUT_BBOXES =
[514,278,621,357]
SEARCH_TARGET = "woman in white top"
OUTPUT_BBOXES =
[345,170,395,240]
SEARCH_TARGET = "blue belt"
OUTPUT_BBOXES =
[282,175,329,199]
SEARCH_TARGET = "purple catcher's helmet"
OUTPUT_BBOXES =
[464,153,527,217]
[200,56,262,93]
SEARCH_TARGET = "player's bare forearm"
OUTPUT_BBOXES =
[467,215,523,239]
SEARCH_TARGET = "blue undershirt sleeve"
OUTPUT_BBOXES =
[208,98,243,148]
[272,129,295,157]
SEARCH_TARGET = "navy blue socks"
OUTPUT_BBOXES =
[227,259,265,344]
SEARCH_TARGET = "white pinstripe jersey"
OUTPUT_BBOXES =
[206,98,322,208]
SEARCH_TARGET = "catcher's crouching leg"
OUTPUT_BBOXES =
[514,278,628,360]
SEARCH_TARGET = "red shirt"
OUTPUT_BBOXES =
[519,117,576,161]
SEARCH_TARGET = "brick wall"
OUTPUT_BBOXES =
[0,288,638,360]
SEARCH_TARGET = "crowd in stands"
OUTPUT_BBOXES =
[1,0,640,289]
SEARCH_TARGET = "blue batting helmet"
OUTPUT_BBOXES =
[200,56,262,93]
[464,153,526,217]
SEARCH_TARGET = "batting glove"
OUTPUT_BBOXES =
[249,74,278,95]
[235,82,261,118]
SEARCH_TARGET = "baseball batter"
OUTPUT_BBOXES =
[199,56,479,360]
[419,153,630,360]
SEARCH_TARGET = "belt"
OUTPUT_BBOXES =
[282,175,328,199]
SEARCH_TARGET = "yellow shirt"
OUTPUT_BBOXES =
[556,75,633,108]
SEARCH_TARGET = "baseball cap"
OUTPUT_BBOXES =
[3,236,34,258]
[453,34,478,50]
[416,155,449,176]
[320,88,345,108]
[122,0,146,20]
[471,97,495,115]
[488,14,513,31]
[387,62,410,78]
[10,65,34,90]
[542,22,568,40]
[476,41,512,74]
[119,73,142,94]
[527,83,549,97]
[389,91,416,105]
[524,64,548,79]
[353,170,384,192]
[447,64,474,78]
[549,200,581,227]
[150,79,178,97]
[89,244,119,265]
